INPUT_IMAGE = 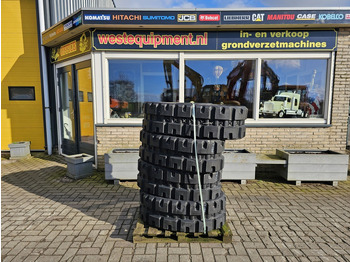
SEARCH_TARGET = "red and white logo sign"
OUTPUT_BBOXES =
[346,14,350,19]
[199,14,220,22]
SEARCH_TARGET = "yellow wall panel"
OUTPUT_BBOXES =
[1,1,24,77]
[1,2,23,32]
[1,126,44,150]
[1,0,45,151]
[2,70,41,81]
[2,36,40,56]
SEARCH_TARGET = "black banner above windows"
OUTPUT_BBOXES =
[92,29,337,51]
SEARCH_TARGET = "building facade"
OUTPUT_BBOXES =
[3,6,350,171]
[42,9,350,169]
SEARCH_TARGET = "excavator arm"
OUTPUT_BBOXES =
[225,60,254,104]
[261,61,280,96]
[163,60,204,102]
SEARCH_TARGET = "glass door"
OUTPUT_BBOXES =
[58,66,77,154]
[57,61,94,156]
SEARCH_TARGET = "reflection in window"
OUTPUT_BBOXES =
[59,71,75,141]
[78,91,84,102]
[259,59,327,119]
[108,60,179,118]
[184,60,255,118]
[87,92,93,102]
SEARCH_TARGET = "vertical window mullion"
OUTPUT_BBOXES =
[102,52,109,124]
[254,58,262,120]
[179,52,185,102]
[325,52,335,125]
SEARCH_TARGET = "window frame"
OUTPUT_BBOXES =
[255,54,333,125]
[103,52,180,124]
[102,51,334,126]
[8,86,35,101]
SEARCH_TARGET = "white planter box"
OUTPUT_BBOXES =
[105,149,139,182]
[276,149,349,186]
[222,149,256,184]
[104,149,258,184]
[8,141,31,159]
[65,153,94,179]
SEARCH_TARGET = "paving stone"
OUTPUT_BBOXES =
[168,247,190,255]
[156,247,167,255]
[54,242,72,255]
[180,255,191,261]
[191,254,204,262]
[12,247,34,261]
[233,242,248,256]
[308,257,322,262]
[321,256,342,262]
[132,255,156,262]
[122,247,134,255]
[76,247,100,255]
[257,248,282,256]
[120,254,133,262]
[190,243,201,255]
[156,254,167,261]
[215,255,227,262]
[35,255,63,262]
[227,247,236,255]
[60,247,78,261]
[2,255,15,262]
[212,247,228,255]
[24,255,40,262]
[202,248,215,262]
[84,255,110,262]
[225,255,251,262]
[168,254,180,262]
[261,256,275,262]
[134,247,145,255]
[145,243,157,254]
[246,249,263,262]
[108,247,123,261]
[80,241,93,248]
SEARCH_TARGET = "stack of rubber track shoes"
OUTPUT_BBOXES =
[138,102,248,233]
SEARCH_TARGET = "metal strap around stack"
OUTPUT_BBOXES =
[191,102,207,234]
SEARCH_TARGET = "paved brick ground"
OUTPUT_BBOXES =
[2,153,350,262]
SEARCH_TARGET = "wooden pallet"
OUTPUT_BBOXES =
[133,218,233,243]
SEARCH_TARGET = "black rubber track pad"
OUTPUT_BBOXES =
[138,159,222,185]
[142,119,246,140]
[138,176,222,202]
[143,102,248,121]
[140,192,226,216]
[139,206,226,233]
[140,130,225,155]
[139,146,225,173]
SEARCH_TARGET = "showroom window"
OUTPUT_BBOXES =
[185,60,255,118]
[259,59,328,119]
[103,52,333,125]
[108,59,179,119]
